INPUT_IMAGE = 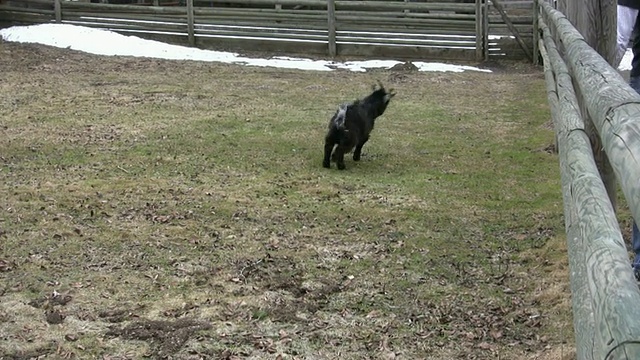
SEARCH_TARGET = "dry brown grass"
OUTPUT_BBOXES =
[0,40,572,359]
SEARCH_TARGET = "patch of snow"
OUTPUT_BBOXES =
[0,23,491,73]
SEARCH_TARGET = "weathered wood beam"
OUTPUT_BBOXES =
[9,0,54,5]
[539,2,640,359]
[539,0,640,238]
[539,17,596,360]
[62,1,186,14]
[0,5,54,15]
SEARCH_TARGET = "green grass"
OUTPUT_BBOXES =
[0,42,574,359]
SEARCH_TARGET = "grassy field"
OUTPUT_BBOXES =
[0,41,575,359]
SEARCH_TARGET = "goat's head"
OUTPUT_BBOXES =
[368,80,396,116]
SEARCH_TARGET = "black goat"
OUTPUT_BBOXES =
[323,82,395,170]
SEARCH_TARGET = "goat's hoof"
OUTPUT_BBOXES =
[353,155,361,161]
[322,161,330,168]
[337,163,346,170]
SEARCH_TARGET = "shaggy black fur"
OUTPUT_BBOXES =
[323,82,395,170]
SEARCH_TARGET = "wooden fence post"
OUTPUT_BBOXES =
[483,0,489,60]
[475,0,483,61]
[532,0,539,65]
[54,0,61,23]
[187,0,195,47]
[327,0,336,58]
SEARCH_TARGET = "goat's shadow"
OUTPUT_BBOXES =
[315,150,404,175]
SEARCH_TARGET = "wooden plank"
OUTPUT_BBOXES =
[61,22,186,35]
[202,8,476,20]
[336,36,475,48]
[336,31,475,42]
[194,18,328,30]
[0,12,53,23]
[7,0,54,5]
[62,1,186,14]
[539,2,640,359]
[196,8,326,16]
[196,24,325,36]
[340,11,476,20]
[338,1,474,12]
[491,0,531,60]
[327,0,336,57]
[336,15,475,28]
[196,11,475,26]
[488,14,533,23]
[488,24,533,33]
[198,9,327,20]
[336,24,476,36]
[187,0,195,46]
[196,28,326,41]
[0,5,54,16]
[194,0,477,13]
[61,11,183,22]
[61,17,187,32]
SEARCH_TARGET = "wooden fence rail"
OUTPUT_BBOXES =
[0,0,535,61]
[536,0,640,358]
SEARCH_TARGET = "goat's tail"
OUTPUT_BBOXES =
[332,104,348,130]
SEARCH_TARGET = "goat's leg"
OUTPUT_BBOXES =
[323,141,335,168]
[334,146,346,170]
[353,136,369,161]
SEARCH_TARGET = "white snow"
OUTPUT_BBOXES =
[0,23,492,73]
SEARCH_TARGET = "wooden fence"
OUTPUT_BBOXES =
[536,0,640,358]
[0,0,535,61]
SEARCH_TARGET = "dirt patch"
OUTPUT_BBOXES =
[390,61,419,72]
[99,307,144,323]
[106,318,212,357]
[233,255,345,322]
[27,291,73,325]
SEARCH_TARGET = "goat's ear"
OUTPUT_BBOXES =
[388,88,396,98]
